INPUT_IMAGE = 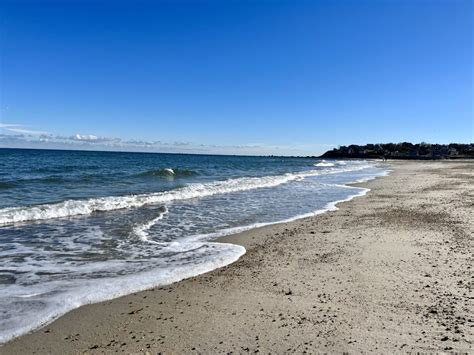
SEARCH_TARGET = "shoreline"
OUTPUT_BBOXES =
[0,165,386,345]
[2,161,472,353]
[216,178,375,248]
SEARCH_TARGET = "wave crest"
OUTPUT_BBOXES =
[0,164,374,225]
[314,160,335,167]
[137,168,198,178]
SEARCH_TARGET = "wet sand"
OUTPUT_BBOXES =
[1,161,473,354]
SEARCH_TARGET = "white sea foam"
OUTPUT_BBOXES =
[0,163,390,344]
[132,207,168,243]
[0,241,245,344]
[348,169,390,184]
[177,182,375,244]
[174,167,391,246]
[0,164,374,225]
[314,160,335,167]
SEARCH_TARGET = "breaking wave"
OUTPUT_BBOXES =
[314,160,335,167]
[0,164,372,226]
[137,168,199,178]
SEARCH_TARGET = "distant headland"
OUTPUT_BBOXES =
[320,143,474,160]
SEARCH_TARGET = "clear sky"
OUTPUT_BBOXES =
[0,0,472,155]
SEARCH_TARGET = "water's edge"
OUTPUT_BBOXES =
[216,170,390,246]
[1,168,390,345]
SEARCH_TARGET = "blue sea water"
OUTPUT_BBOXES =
[0,148,388,342]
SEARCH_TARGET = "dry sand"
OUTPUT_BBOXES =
[1,161,473,354]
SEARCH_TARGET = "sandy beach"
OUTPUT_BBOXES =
[1,160,472,354]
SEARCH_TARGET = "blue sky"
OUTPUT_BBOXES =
[0,0,472,155]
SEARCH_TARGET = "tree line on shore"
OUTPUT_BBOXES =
[320,143,474,160]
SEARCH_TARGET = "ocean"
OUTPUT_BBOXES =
[0,148,388,342]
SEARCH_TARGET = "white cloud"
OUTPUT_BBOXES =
[0,123,334,156]
[74,133,99,141]
[0,123,51,136]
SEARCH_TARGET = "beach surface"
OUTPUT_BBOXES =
[2,161,472,354]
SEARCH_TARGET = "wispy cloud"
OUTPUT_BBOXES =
[0,123,51,136]
[0,123,334,156]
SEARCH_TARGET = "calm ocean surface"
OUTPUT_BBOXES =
[0,148,388,342]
